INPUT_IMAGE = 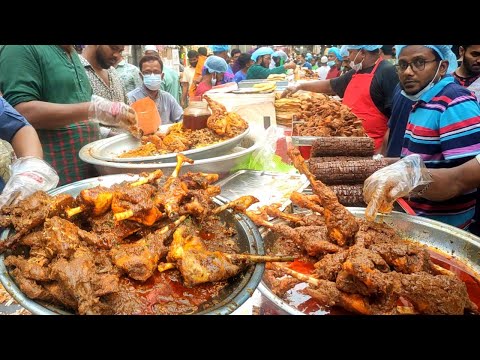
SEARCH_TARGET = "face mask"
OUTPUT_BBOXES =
[401,62,442,102]
[340,66,345,72]
[143,74,162,91]
[327,61,335,67]
[211,76,217,86]
[350,51,363,72]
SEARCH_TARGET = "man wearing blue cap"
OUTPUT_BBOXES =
[247,47,296,79]
[364,45,480,229]
[326,47,342,80]
[210,45,235,84]
[283,45,398,151]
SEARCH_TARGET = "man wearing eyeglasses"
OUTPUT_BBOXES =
[282,45,399,152]
[364,45,480,229]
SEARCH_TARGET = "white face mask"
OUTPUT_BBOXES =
[350,51,363,72]
[211,76,217,86]
[401,62,442,102]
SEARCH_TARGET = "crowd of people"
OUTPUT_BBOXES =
[0,44,480,236]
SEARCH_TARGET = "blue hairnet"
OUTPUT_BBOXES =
[306,52,313,61]
[204,55,228,73]
[328,47,342,61]
[272,50,288,60]
[251,47,274,62]
[345,45,383,51]
[339,45,349,58]
[209,45,230,53]
[394,45,458,73]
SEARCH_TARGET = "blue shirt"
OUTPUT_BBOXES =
[234,70,247,83]
[0,96,30,142]
[127,86,183,125]
[386,84,415,157]
[401,76,480,228]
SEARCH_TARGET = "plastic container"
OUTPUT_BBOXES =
[182,100,211,130]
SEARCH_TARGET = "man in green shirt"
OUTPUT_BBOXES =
[0,45,137,186]
[246,47,296,80]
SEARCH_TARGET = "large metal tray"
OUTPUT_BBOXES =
[258,208,480,315]
[88,124,250,163]
[79,132,262,179]
[216,170,309,213]
[0,174,265,315]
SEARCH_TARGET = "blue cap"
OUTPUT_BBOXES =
[328,47,342,61]
[272,50,288,60]
[204,55,228,73]
[210,45,230,53]
[345,45,383,51]
[339,45,349,58]
[394,45,458,73]
[251,47,274,62]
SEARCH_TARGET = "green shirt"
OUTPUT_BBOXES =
[161,67,182,105]
[0,45,100,185]
[246,64,287,80]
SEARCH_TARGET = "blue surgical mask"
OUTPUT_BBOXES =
[143,74,162,91]
[327,60,335,67]
[401,62,442,102]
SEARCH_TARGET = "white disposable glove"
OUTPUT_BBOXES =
[0,156,59,209]
[363,154,432,221]
[88,95,138,130]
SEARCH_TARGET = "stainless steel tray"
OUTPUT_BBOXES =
[88,124,250,163]
[215,170,309,213]
[79,132,262,179]
[0,174,265,315]
[258,208,480,315]
[290,136,369,146]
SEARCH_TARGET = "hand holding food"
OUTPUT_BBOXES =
[363,154,432,221]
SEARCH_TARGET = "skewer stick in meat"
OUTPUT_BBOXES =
[287,147,358,246]
[66,170,164,218]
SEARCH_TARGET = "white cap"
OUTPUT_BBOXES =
[320,56,328,64]
[144,45,158,53]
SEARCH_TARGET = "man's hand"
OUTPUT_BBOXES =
[281,83,301,98]
[88,95,137,130]
[0,157,59,209]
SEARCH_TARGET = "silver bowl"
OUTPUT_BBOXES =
[79,133,262,179]
[0,174,265,315]
[88,125,250,163]
[258,208,480,315]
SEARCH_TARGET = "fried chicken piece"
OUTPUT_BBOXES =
[288,147,358,246]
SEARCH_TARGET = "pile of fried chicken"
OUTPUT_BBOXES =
[119,96,248,158]
[245,148,478,315]
[0,154,290,315]
[288,92,365,137]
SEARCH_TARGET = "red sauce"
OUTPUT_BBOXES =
[275,251,480,315]
[123,270,227,315]
[288,260,315,274]
[199,230,214,240]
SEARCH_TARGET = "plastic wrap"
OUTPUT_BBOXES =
[232,124,294,173]
[88,95,137,129]
[363,154,432,221]
[0,156,59,208]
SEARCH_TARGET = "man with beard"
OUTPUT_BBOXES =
[453,45,480,101]
[81,45,127,137]
[282,45,398,151]
[364,45,480,229]
[246,47,296,79]
[180,50,198,107]
[0,45,137,186]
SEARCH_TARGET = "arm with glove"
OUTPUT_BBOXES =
[363,154,433,221]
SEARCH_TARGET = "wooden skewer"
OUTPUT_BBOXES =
[114,210,134,221]
[67,170,164,218]
[226,254,295,263]
[271,262,320,287]
[157,262,176,272]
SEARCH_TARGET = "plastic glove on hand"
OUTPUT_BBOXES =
[0,157,59,209]
[88,95,138,131]
[281,84,300,98]
[363,154,432,221]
